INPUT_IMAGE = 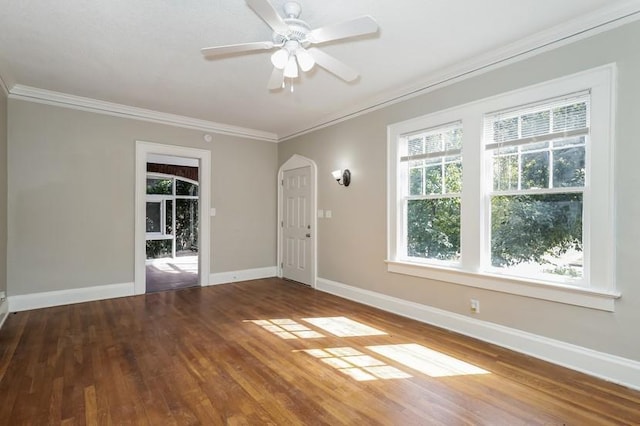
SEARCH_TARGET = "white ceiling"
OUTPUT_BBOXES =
[1,0,639,141]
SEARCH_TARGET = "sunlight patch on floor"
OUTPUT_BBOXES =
[301,317,387,337]
[171,263,198,273]
[245,319,325,339]
[148,263,181,274]
[146,256,198,274]
[297,347,411,381]
[367,344,490,377]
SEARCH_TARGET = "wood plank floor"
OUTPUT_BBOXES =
[1,278,639,425]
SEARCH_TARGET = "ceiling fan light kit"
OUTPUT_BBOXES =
[201,0,378,90]
[284,56,299,78]
[271,49,290,69]
[295,48,315,72]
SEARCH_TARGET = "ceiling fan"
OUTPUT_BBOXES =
[201,0,378,90]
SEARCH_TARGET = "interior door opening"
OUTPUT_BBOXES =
[145,155,200,293]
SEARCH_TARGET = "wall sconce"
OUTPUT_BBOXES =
[332,169,351,187]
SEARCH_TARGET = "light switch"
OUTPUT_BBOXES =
[325,210,332,218]
[210,208,216,216]
[317,209,324,218]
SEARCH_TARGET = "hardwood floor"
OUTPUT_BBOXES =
[145,256,198,293]
[1,278,639,425]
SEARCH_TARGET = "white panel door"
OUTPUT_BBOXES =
[282,166,312,285]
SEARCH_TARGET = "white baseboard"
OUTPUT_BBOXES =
[316,277,640,391]
[208,266,277,286]
[5,267,278,312]
[8,282,135,312]
[0,292,8,330]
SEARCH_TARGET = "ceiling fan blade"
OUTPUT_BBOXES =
[246,0,291,36]
[307,48,358,82]
[267,67,285,90]
[308,15,378,44]
[201,41,275,58]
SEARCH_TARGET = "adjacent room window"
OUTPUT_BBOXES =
[146,174,199,259]
[387,65,617,310]
[399,123,463,263]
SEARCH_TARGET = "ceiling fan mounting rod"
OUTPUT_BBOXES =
[283,1,301,19]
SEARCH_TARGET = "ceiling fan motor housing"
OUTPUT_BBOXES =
[273,18,311,48]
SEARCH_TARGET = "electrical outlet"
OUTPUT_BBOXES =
[470,299,480,314]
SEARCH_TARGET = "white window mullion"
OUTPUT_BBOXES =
[171,178,176,258]
[461,112,483,272]
[172,196,177,258]
[440,158,445,194]
[517,146,522,191]
[549,148,554,189]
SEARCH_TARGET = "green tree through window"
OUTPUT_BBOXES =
[402,124,462,261]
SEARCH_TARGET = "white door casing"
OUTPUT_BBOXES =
[135,141,211,295]
[278,155,317,287]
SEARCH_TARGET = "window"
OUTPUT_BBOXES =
[387,65,618,311]
[146,173,199,259]
[399,123,463,263]
[485,93,588,283]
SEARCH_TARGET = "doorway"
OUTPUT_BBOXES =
[145,157,200,292]
[278,155,317,287]
[135,142,211,295]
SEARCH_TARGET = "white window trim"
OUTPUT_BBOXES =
[387,64,619,312]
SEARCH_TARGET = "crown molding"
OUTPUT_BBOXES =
[8,85,279,143]
[0,76,9,97]
[4,1,639,143]
[279,0,640,141]
[0,58,15,97]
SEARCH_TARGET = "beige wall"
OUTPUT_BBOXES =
[7,100,277,295]
[0,87,6,295]
[279,20,640,361]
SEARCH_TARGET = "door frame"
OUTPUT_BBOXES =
[277,155,317,288]
[135,141,211,295]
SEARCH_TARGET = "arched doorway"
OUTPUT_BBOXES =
[277,155,317,287]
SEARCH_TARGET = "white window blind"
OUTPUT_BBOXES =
[484,91,590,151]
[401,121,462,162]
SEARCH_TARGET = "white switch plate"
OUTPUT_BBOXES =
[317,209,324,218]
[210,208,216,216]
[325,210,332,218]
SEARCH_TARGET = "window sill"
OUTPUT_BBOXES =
[385,260,620,312]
